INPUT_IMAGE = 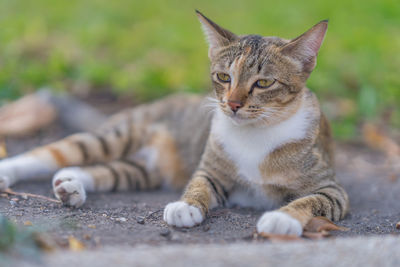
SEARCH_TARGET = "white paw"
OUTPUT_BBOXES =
[0,160,16,190]
[0,175,10,190]
[52,168,93,208]
[257,211,303,236]
[163,201,204,227]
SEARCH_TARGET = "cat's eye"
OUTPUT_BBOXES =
[255,79,275,89]
[216,73,231,83]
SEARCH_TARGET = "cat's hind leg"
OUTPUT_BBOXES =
[0,111,142,190]
[52,159,161,207]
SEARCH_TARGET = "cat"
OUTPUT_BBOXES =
[0,11,348,236]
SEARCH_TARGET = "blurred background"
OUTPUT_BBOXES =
[0,0,399,140]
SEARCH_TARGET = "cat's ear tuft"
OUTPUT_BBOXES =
[281,20,328,72]
[195,10,238,58]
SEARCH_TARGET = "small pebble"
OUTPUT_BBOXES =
[202,225,210,232]
[116,217,127,223]
[160,228,171,237]
[136,217,145,224]
[9,200,17,206]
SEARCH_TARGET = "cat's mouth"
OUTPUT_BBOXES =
[222,110,257,126]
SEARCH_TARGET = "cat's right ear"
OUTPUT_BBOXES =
[196,10,238,58]
[280,20,328,73]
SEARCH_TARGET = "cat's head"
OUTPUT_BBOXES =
[197,11,327,126]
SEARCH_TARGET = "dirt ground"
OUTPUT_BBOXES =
[1,115,400,249]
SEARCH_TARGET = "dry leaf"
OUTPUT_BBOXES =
[396,222,400,230]
[87,224,96,229]
[24,221,33,226]
[302,230,330,240]
[302,216,349,239]
[33,232,57,252]
[0,94,56,137]
[304,216,349,232]
[68,236,85,251]
[255,216,348,242]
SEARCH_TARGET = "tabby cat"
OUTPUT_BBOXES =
[0,11,348,236]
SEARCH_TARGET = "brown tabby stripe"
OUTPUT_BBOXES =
[257,63,263,73]
[314,192,335,218]
[313,196,326,217]
[197,168,229,199]
[211,176,229,200]
[316,185,345,217]
[95,135,110,156]
[121,123,133,158]
[247,56,257,69]
[120,160,149,188]
[114,127,122,138]
[48,147,68,167]
[123,170,134,190]
[74,141,89,163]
[135,180,141,191]
[325,192,344,218]
[199,174,226,206]
[326,184,347,198]
[103,164,120,192]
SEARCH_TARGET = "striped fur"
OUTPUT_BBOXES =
[0,94,212,206]
[0,12,349,236]
[164,12,348,236]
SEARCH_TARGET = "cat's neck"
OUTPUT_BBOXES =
[211,92,316,153]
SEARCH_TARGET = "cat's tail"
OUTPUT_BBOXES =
[0,89,107,137]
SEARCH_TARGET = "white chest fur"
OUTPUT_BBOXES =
[211,103,311,185]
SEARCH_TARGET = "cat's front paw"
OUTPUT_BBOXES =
[0,161,16,190]
[0,175,10,190]
[257,211,303,236]
[52,168,90,208]
[163,201,204,227]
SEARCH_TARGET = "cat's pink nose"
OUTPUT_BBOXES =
[227,101,242,113]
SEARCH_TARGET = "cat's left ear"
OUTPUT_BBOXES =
[281,20,328,72]
[196,10,238,58]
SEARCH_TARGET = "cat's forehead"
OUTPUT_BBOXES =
[212,35,288,69]
[239,35,287,48]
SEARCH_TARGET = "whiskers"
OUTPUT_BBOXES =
[254,107,289,124]
[202,97,224,116]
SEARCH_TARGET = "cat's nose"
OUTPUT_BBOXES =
[227,100,242,113]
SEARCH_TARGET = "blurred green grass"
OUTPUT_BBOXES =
[0,0,399,138]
